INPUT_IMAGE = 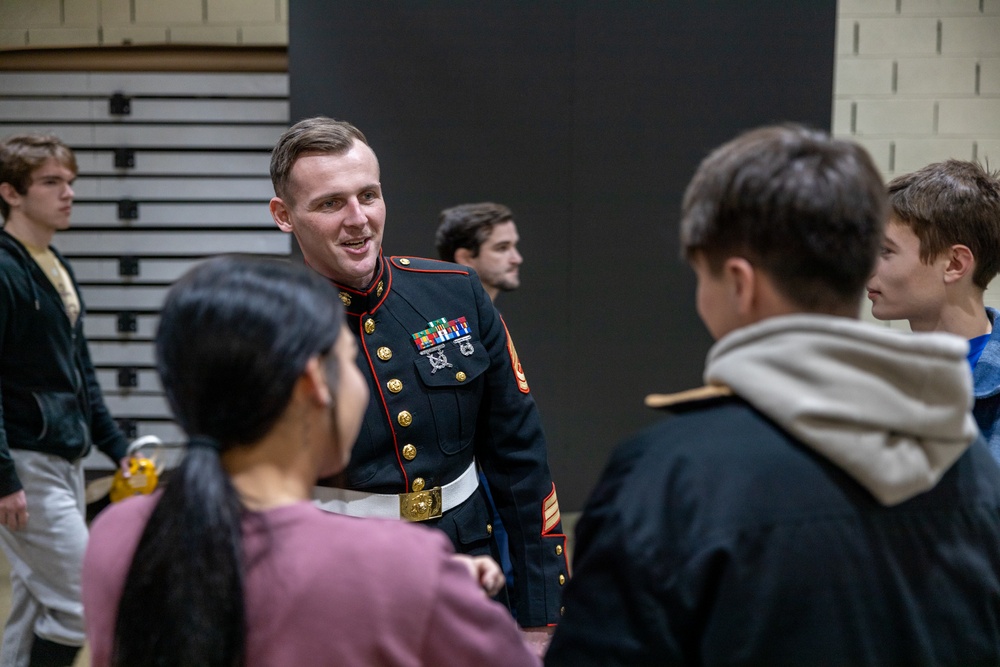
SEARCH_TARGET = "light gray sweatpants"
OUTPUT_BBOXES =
[0,450,87,667]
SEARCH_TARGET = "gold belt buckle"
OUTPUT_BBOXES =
[399,487,443,522]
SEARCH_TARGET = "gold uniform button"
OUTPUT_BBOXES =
[387,378,403,393]
[402,444,416,460]
[555,545,563,556]
[455,371,467,382]
[412,477,425,492]
[364,318,375,334]
[377,346,392,361]
[559,574,566,585]
[400,258,411,265]
[487,523,493,535]
[397,411,412,427]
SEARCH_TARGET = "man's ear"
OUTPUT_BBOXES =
[723,257,757,317]
[453,247,476,269]
[0,182,20,210]
[269,197,293,233]
[299,356,333,407]
[943,244,975,285]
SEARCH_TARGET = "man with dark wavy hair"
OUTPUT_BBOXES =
[436,202,522,303]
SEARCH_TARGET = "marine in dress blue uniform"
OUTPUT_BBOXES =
[318,254,567,627]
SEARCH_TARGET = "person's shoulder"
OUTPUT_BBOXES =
[387,256,487,307]
[0,234,24,267]
[608,386,786,481]
[389,255,471,276]
[635,384,764,448]
[643,384,737,414]
[86,493,160,569]
[90,493,159,536]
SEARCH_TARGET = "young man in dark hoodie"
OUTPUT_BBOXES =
[546,126,1000,666]
[0,134,128,667]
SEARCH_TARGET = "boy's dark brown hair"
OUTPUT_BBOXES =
[0,134,77,221]
[435,202,514,262]
[887,159,1000,290]
[680,125,887,312]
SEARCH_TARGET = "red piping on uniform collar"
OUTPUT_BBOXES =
[313,256,393,316]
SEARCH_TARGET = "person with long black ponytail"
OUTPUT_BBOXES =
[81,256,538,667]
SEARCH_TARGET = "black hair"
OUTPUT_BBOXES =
[111,255,344,666]
[680,125,887,311]
[435,202,513,261]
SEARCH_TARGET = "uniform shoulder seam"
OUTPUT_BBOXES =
[644,384,734,410]
[390,256,470,275]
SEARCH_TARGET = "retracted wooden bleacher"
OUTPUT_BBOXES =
[0,69,291,476]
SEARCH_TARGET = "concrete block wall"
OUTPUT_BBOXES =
[0,0,288,47]
[835,0,999,176]
[834,0,1000,325]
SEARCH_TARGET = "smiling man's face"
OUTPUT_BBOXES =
[270,140,386,289]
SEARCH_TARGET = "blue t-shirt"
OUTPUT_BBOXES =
[969,332,991,370]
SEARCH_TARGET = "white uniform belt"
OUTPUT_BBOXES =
[313,461,479,521]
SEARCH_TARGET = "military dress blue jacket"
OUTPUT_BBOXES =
[973,307,1000,463]
[321,255,567,627]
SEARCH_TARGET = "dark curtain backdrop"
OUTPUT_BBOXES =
[289,1,837,510]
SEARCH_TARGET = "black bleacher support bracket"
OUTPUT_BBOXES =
[117,418,138,440]
[109,92,132,116]
[117,367,138,388]
[118,256,139,277]
[113,148,136,169]
[117,199,138,220]
[117,311,137,333]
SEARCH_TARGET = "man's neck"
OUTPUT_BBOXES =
[910,297,992,339]
[3,217,54,250]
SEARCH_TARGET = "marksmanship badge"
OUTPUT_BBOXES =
[412,317,475,373]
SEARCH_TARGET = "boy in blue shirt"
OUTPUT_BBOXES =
[867,159,1000,460]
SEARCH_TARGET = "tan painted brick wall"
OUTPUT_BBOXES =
[896,56,978,94]
[857,17,941,55]
[835,1,1000,326]
[100,0,132,25]
[904,0,983,13]
[942,16,1000,53]
[0,0,288,47]
[834,0,999,178]
[208,0,279,23]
